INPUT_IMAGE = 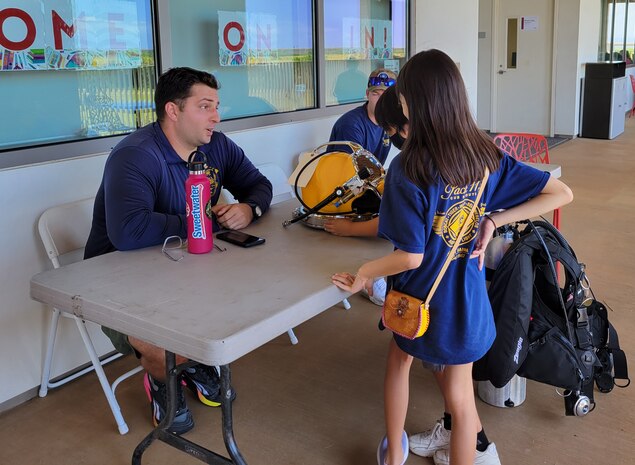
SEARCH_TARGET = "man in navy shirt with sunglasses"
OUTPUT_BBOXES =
[329,68,397,165]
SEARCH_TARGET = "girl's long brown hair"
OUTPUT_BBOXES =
[396,49,502,187]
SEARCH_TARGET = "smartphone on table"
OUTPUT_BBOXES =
[216,230,265,248]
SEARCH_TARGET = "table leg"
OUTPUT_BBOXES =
[132,354,247,464]
[220,365,247,465]
[132,351,179,464]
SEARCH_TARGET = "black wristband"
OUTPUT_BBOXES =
[484,214,497,229]
[248,202,262,219]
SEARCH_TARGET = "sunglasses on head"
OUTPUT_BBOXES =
[368,73,396,88]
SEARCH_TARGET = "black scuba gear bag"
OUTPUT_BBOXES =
[473,220,629,404]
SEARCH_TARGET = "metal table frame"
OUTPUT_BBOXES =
[132,357,244,465]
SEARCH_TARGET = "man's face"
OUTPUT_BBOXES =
[366,88,386,120]
[176,83,221,148]
[398,93,409,121]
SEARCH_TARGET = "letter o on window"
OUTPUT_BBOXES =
[0,8,36,51]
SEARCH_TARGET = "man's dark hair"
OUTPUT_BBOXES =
[154,67,219,122]
[375,86,407,135]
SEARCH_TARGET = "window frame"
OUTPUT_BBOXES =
[0,0,413,170]
[599,0,634,66]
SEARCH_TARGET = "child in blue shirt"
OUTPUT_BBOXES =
[332,49,573,465]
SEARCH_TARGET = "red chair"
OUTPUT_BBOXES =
[629,75,635,118]
[492,133,560,230]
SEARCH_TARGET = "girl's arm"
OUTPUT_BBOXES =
[487,176,573,227]
[332,249,423,294]
[471,176,573,268]
[324,217,379,237]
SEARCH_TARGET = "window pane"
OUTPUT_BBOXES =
[323,0,408,106]
[627,4,635,64]
[506,18,518,69]
[162,0,315,120]
[610,1,627,61]
[0,0,155,152]
[600,0,633,63]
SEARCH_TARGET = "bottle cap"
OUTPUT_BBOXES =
[188,150,208,172]
[189,161,205,172]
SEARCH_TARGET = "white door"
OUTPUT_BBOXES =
[493,0,553,135]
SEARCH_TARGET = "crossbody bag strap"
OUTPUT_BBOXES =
[424,168,490,307]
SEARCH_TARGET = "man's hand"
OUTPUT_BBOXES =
[211,203,253,230]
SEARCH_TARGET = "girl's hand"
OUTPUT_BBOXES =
[470,216,496,270]
[331,272,373,295]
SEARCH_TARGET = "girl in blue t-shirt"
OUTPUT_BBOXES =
[332,49,573,465]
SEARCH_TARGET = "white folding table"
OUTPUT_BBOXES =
[30,199,392,464]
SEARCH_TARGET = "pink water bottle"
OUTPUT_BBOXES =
[185,150,213,254]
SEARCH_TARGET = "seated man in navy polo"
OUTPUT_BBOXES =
[328,68,397,165]
[85,67,272,434]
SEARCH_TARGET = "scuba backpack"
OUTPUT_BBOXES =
[473,220,629,415]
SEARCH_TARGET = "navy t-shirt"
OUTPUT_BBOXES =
[378,154,550,364]
[329,104,391,164]
[85,122,272,258]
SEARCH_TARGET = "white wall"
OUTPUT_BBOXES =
[578,0,604,134]
[552,0,607,136]
[553,0,582,136]
[0,2,482,408]
[578,0,602,72]
[415,0,481,115]
[477,0,494,130]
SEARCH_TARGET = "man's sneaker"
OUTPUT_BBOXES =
[433,442,501,465]
[363,277,387,306]
[409,420,451,457]
[143,372,194,434]
[182,364,236,407]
